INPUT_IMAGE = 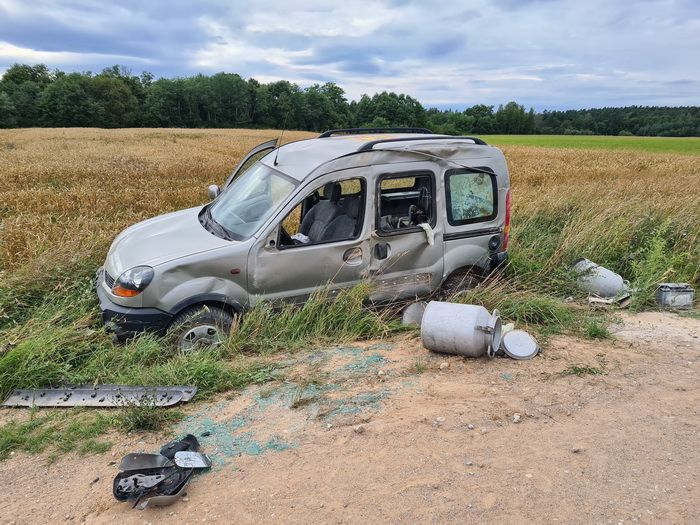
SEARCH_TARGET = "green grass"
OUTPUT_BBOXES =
[628,221,687,311]
[451,278,603,341]
[584,320,612,340]
[0,275,400,460]
[227,283,401,354]
[560,364,605,377]
[482,135,700,155]
[413,359,427,374]
[508,202,698,297]
[118,405,185,433]
[0,404,187,460]
[0,409,113,461]
[0,275,395,401]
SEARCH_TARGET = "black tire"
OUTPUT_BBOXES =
[440,270,482,299]
[166,305,234,352]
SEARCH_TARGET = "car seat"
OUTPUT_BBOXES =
[323,195,361,241]
[300,182,344,242]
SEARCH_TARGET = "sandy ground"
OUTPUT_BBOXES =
[0,311,698,525]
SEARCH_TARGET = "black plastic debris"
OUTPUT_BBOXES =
[113,434,211,509]
[160,434,200,459]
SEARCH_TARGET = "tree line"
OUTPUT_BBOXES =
[0,64,697,136]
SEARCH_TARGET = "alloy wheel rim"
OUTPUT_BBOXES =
[180,324,223,351]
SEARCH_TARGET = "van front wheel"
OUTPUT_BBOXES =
[167,305,234,352]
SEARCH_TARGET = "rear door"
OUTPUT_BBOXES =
[368,163,444,302]
[224,139,278,188]
[441,166,503,276]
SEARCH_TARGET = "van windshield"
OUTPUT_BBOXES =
[208,163,297,240]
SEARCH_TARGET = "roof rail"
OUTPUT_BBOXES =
[318,127,434,138]
[356,135,488,152]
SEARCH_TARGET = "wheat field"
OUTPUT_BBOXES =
[0,128,313,276]
[0,128,698,292]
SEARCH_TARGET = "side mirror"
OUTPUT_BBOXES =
[208,184,220,200]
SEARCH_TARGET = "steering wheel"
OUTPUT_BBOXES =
[408,204,420,224]
[419,186,430,213]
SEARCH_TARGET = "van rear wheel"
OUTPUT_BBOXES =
[440,270,481,299]
[167,305,234,352]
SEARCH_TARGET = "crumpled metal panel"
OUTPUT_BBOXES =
[2,384,197,407]
[113,465,186,502]
[136,479,191,509]
[117,474,166,492]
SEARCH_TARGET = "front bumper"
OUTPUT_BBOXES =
[96,274,172,341]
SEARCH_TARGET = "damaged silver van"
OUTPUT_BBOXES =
[96,128,511,349]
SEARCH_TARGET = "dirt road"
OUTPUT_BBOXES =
[1,312,698,524]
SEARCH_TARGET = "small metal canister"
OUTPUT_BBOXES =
[655,283,694,310]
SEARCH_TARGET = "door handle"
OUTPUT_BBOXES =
[343,247,363,266]
[374,242,390,260]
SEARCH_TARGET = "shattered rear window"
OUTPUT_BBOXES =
[445,170,497,225]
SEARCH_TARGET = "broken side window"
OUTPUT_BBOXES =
[445,168,497,226]
[378,172,434,233]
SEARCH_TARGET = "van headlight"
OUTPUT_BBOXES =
[112,266,154,297]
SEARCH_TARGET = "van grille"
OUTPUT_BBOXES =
[104,271,115,288]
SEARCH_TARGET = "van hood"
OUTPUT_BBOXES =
[105,207,232,274]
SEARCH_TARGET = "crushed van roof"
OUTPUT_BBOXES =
[259,133,501,181]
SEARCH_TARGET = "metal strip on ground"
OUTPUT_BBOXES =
[2,385,197,407]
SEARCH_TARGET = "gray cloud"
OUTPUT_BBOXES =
[0,0,698,109]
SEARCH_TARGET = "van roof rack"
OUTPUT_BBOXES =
[318,127,434,138]
[356,135,488,152]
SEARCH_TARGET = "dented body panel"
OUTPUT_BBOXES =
[97,131,510,339]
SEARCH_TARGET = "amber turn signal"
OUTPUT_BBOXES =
[112,284,142,297]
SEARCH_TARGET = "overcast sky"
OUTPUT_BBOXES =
[0,0,698,110]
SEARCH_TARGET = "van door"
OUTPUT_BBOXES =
[441,166,503,278]
[247,170,370,304]
[368,165,444,302]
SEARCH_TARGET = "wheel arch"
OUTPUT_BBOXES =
[168,293,244,326]
[441,264,486,285]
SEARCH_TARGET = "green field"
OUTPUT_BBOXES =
[482,134,700,155]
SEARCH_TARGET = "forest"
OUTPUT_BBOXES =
[0,64,697,136]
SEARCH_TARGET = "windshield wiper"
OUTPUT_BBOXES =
[200,205,233,241]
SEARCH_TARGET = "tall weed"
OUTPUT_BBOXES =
[228,283,400,354]
[629,222,688,310]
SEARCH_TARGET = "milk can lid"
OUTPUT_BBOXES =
[501,330,539,360]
